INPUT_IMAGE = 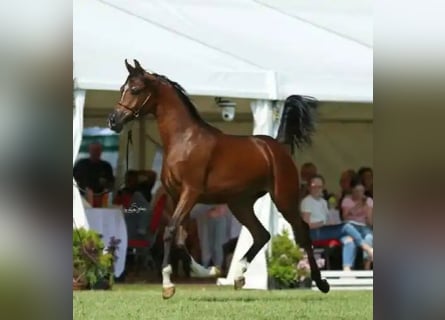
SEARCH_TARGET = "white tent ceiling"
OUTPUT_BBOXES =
[74,0,372,102]
[255,0,372,47]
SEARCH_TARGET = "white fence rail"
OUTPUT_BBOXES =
[312,270,373,291]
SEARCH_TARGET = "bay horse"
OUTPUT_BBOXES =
[108,59,329,299]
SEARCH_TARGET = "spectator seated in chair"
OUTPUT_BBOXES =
[113,170,158,274]
[358,167,373,199]
[300,175,374,271]
[299,162,333,201]
[113,170,138,208]
[136,170,157,203]
[113,170,154,239]
[337,169,357,210]
[341,176,374,270]
[299,162,318,199]
[114,170,157,237]
[73,141,115,207]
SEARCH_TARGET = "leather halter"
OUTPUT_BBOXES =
[118,92,152,118]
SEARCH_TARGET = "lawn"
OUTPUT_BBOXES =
[73,284,372,320]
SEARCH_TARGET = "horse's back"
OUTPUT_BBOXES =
[214,133,296,176]
[202,133,296,198]
[200,134,272,197]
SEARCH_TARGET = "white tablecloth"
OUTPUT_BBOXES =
[85,208,128,277]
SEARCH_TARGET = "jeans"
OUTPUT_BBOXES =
[196,214,227,268]
[207,215,227,268]
[341,224,373,262]
[310,223,368,268]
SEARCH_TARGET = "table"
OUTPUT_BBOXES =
[84,208,128,277]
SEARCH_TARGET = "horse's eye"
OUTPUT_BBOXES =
[130,87,139,94]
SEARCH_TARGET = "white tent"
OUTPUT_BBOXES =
[73,0,372,289]
[73,80,89,229]
[74,0,372,102]
[74,0,276,99]
[255,0,372,47]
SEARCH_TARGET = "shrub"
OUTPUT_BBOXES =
[267,230,307,287]
[73,228,118,288]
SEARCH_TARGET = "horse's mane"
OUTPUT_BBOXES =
[152,73,217,131]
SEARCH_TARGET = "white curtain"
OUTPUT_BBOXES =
[269,101,294,240]
[218,100,292,290]
[151,146,164,193]
[73,87,89,229]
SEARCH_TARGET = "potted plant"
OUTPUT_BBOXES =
[267,230,325,289]
[73,228,120,290]
[267,230,303,289]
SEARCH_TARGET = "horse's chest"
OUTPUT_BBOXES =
[162,162,184,183]
[161,157,203,189]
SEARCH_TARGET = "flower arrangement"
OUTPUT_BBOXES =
[296,251,325,283]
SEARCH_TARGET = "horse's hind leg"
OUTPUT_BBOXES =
[295,220,329,293]
[228,199,271,290]
[272,194,330,293]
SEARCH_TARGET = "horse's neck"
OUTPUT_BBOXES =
[155,95,202,150]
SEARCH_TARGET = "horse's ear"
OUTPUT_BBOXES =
[125,59,134,74]
[133,59,144,72]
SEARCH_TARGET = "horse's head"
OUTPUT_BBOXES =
[108,59,159,133]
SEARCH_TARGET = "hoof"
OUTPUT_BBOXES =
[162,286,176,299]
[234,277,245,290]
[316,279,330,293]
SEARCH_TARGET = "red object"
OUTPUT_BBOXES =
[149,194,167,233]
[128,239,150,247]
[121,193,133,209]
[312,239,341,247]
[113,191,133,209]
[92,194,104,207]
[92,198,101,208]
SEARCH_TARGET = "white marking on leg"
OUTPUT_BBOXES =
[162,264,174,288]
[234,258,249,280]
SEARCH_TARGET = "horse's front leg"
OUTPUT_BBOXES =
[161,189,198,299]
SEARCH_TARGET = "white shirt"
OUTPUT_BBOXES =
[300,195,329,224]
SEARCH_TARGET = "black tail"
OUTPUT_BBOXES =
[276,95,317,153]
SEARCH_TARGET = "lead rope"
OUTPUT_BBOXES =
[126,129,133,172]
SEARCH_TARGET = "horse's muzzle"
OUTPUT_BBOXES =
[108,111,123,133]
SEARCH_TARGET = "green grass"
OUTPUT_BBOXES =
[73,284,372,320]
